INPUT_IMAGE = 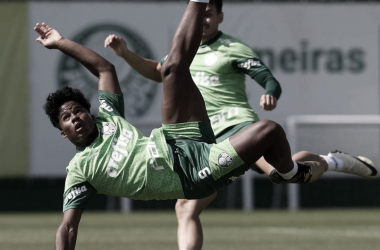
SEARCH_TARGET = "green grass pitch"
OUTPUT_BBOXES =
[1,209,380,250]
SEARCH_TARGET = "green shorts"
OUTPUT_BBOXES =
[164,121,251,199]
[216,121,264,174]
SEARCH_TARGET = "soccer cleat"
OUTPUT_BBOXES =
[328,150,379,178]
[269,161,324,184]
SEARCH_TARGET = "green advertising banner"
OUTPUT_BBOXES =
[0,2,28,176]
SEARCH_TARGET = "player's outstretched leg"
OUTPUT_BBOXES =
[160,1,209,125]
[229,120,325,184]
[327,150,379,178]
[292,150,379,179]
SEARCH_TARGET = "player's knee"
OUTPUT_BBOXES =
[255,120,285,141]
[175,199,186,214]
[161,57,187,80]
[175,196,215,219]
[175,199,195,220]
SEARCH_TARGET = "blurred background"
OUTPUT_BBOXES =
[2,0,380,213]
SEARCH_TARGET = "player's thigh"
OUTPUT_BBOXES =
[216,121,270,175]
[215,121,255,143]
[161,63,208,124]
[229,120,281,166]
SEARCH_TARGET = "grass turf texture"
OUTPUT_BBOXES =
[1,209,380,250]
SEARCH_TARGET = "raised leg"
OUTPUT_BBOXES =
[228,120,327,184]
[161,1,209,124]
[254,156,275,176]
[292,151,328,171]
[229,120,294,174]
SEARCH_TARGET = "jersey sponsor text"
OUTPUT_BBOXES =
[237,59,262,69]
[106,129,133,177]
[192,72,220,86]
[64,185,88,205]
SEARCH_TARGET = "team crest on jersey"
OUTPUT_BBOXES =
[204,52,218,66]
[101,122,117,135]
[218,152,233,168]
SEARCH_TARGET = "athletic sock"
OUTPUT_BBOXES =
[190,0,210,3]
[277,161,299,180]
[320,155,344,171]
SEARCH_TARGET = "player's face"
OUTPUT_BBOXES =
[202,4,223,43]
[58,101,96,146]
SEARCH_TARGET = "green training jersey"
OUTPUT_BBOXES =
[63,91,184,212]
[190,32,281,136]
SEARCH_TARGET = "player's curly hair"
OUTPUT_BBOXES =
[43,86,91,130]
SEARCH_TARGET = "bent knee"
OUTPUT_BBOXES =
[254,120,285,138]
[161,57,188,80]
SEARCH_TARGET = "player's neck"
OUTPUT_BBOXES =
[201,30,220,45]
[73,128,99,148]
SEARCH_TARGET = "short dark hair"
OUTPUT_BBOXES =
[209,0,223,14]
[43,86,91,129]
[187,0,223,14]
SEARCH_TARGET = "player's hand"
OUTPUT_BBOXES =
[104,34,128,57]
[260,94,277,111]
[34,22,63,49]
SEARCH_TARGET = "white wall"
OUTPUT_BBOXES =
[28,2,380,176]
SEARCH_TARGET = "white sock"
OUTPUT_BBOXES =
[190,0,210,3]
[320,155,343,171]
[278,161,299,180]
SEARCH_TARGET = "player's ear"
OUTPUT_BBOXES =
[61,130,67,139]
[218,12,224,24]
[91,115,96,124]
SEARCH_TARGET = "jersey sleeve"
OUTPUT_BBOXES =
[230,44,282,100]
[63,181,97,212]
[98,90,125,118]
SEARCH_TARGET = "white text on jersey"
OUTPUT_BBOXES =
[147,140,164,171]
[64,185,88,205]
[192,72,220,86]
[106,129,133,177]
[210,108,239,127]
[237,59,261,69]
[100,100,114,112]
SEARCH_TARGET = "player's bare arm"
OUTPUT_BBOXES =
[55,209,83,250]
[104,34,162,82]
[35,22,121,95]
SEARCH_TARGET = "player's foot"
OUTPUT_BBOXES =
[328,150,379,178]
[269,162,323,184]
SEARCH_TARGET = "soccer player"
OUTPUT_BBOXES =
[104,1,280,247]
[104,1,379,249]
[34,1,378,249]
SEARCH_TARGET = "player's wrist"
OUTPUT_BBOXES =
[55,36,66,50]
[121,48,133,60]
